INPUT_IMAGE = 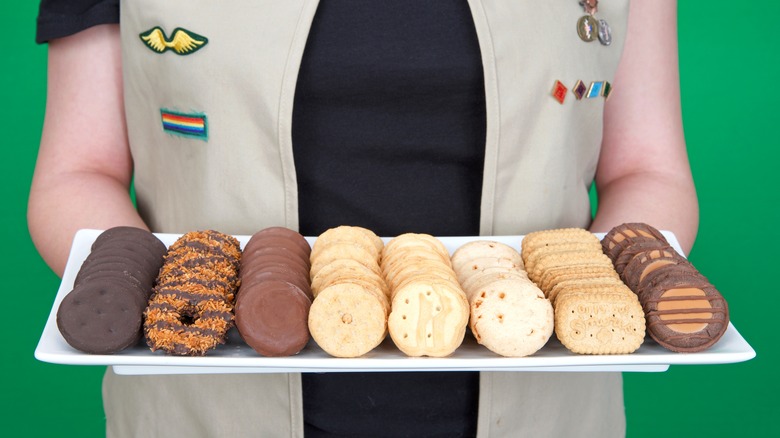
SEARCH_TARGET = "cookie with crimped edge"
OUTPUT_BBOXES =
[554,286,645,354]
[469,278,553,357]
[523,241,603,276]
[521,228,599,260]
[538,265,620,297]
[547,276,625,305]
[529,250,613,284]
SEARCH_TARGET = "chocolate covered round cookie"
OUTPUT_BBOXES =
[235,280,312,357]
[57,280,147,354]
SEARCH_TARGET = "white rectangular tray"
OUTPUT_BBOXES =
[35,229,755,375]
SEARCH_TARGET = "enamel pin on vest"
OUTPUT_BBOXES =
[577,0,612,46]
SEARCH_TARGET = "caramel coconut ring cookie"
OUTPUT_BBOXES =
[307,226,389,358]
[236,227,313,356]
[57,226,167,354]
[144,230,240,356]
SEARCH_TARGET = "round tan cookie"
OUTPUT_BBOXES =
[462,269,534,302]
[451,240,523,274]
[308,283,387,358]
[310,242,381,279]
[454,256,526,285]
[469,279,554,357]
[312,226,383,261]
[383,233,451,266]
[311,258,388,298]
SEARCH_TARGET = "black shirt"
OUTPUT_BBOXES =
[37,1,486,436]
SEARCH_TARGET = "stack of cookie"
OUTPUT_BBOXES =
[602,223,729,352]
[383,233,469,357]
[451,241,553,357]
[57,226,167,354]
[144,230,241,356]
[235,227,313,357]
[307,226,389,358]
[521,228,645,355]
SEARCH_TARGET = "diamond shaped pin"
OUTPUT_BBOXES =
[587,81,604,98]
[572,80,587,100]
[603,81,612,99]
[552,80,568,104]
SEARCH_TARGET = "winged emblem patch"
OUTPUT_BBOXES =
[139,27,208,55]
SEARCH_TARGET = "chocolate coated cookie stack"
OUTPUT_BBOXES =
[235,227,313,357]
[144,230,241,356]
[57,226,167,354]
[602,223,729,352]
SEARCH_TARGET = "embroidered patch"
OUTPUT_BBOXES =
[551,80,568,104]
[161,110,207,140]
[140,27,208,55]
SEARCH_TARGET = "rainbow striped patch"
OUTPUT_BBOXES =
[160,110,207,140]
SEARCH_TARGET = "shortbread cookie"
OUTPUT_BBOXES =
[451,240,523,274]
[521,228,599,260]
[308,283,388,358]
[311,225,383,261]
[382,233,451,266]
[469,279,553,357]
[554,287,645,354]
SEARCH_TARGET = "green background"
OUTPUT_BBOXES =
[2,2,777,436]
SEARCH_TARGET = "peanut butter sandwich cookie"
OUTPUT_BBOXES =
[384,233,468,357]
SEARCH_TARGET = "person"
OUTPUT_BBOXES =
[29,0,698,436]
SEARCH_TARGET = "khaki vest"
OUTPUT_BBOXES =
[108,1,630,436]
